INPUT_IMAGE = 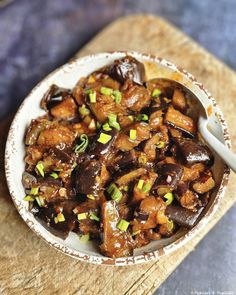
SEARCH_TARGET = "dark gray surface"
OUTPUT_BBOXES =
[0,1,235,294]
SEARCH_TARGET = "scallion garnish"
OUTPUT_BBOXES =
[36,162,44,177]
[89,212,100,222]
[112,90,122,104]
[107,183,122,202]
[79,104,90,116]
[80,233,90,243]
[163,192,174,205]
[77,212,87,220]
[50,172,59,179]
[89,91,96,103]
[35,196,45,207]
[87,194,95,200]
[136,114,149,121]
[152,88,162,98]
[74,134,89,153]
[128,115,134,122]
[100,86,113,96]
[102,123,112,131]
[142,182,151,193]
[129,129,137,140]
[97,132,112,144]
[84,88,92,94]
[73,208,79,214]
[156,141,165,149]
[30,187,39,195]
[137,179,144,190]
[108,114,120,130]
[23,195,34,202]
[57,212,65,222]
[117,219,130,231]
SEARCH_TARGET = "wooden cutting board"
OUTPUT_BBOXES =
[1,15,236,295]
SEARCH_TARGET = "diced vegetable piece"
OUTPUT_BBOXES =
[30,187,39,195]
[100,87,113,96]
[156,141,165,149]
[117,219,130,231]
[50,172,59,179]
[112,90,122,104]
[136,114,148,121]
[97,132,112,144]
[129,129,137,140]
[107,183,122,202]
[102,123,112,131]
[142,182,151,193]
[80,234,90,243]
[108,114,120,130]
[165,106,196,135]
[90,212,100,222]
[89,91,96,103]
[36,162,44,177]
[172,89,186,111]
[79,104,90,116]
[163,192,174,205]
[116,168,147,186]
[137,179,144,190]
[152,88,161,98]
[192,170,215,194]
[87,194,95,200]
[57,212,65,222]
[24,195,34,202]
[77,213,88,220]
[74,134,89,153]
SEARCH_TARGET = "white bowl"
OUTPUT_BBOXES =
[5,51,230,266]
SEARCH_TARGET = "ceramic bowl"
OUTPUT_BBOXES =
[5,51,230,265]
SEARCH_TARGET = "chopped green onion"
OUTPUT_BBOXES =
[89,91,96,103]
[167,220,174,231]
[53,167,63,172]
[80,234,90,243]
[112,90,122,104]
[72,162,77,169]
[156,141,165,149]
[73,208,79,214]
[132,230,141,236]
[79,104,90,116]
[84,88,92,94]
[129,129,137,140]
[54,217,58,224]
[163,192,174,205]
[97,132,112,144]
[24,195,34,202]
[152,88,162,98]
[30,187,39,195]
[90,212,100,222]
[102,123,112,131]
[57,212,65,222]
[123,185,129,192]
[107,183,117,194]
[50,172,59,179]
[136,114,149,121]
[117,219,130,231]
[111,188,122,203]
[36,162,44,177]
[137,179,144,190]
[74,134,89,153]
[100,86,113,96]
[108,114,120,130]
[35,196,45,207]
[87,194,95,200]
[77,213,87,220]
[142,182,151,193]
[107,183,122,202]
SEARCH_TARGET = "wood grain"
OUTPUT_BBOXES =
[1,15,236,295]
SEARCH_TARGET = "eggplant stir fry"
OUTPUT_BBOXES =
[23,56,215,258]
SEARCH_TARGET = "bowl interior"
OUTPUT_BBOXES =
[5,52,229,265]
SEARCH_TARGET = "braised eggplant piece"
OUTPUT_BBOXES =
[107,55,145,85]
[175,137,213,166]
[75,160,101,195]
[166,204,204,228]
[22,55,216,258]
[154,163,183,196]
[100,201,134,258]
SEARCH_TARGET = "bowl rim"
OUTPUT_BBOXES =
[5,51,231,266]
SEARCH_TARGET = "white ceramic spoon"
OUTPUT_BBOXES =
[158,78,236,172]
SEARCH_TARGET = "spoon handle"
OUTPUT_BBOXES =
[199,117,236,172]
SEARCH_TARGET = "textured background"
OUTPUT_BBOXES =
[0,0,235,294]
